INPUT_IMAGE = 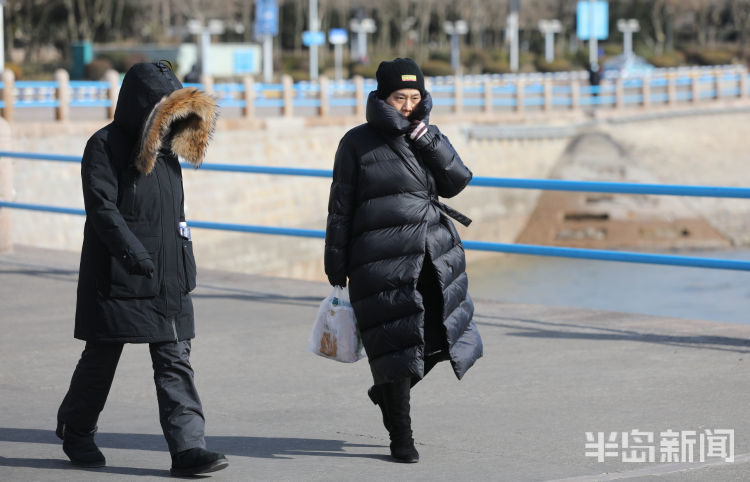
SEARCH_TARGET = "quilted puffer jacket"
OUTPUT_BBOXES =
[325,91,483,384]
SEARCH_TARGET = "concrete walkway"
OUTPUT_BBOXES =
[1,246,749,481]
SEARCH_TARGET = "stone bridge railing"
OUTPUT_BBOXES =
[0,65,747,123]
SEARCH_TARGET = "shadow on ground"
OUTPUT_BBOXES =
[0,427,386,458]
[475,313,750,354]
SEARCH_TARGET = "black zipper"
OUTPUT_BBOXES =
[154,161,169,325]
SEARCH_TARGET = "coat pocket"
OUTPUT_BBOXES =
[108,236,160,298]
[182,240,197,292]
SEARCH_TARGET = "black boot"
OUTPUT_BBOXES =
[381,378,419,463]
[368,384,391,432]
[56,421,106,468]
[170,447,229,476]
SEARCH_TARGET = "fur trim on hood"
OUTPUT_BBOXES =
[135,87,217,175]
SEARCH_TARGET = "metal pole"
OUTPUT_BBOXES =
[545,32,554,62]
[509,0,520,72]
[309,0,318,81]
[589,0,598,67]
[624,31,632,57]
[334,43,342,82]
[358,30,366,63]
[451,32,459,73]
[263,34,273,82]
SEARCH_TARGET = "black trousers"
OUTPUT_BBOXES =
[57,340,206,454]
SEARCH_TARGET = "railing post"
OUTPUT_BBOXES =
[2,70,14,123]
[282,74,294,118]
[570,79,579,112]
[105,69,119,119]
[642,77,651,108]
[615,77,624,109]
[454,75,463,114]
[739,67,748,100]
[543,79,553,112]
[200,74,214,95]
[483,78,493,114]
[691,71,701,104]
[714,69,722,101]
[667,73,676,107]
[515,77,524,113]
[242,75,255,119]
[319,75,329,118]
[353,75,365,118]
[54,69,70,122]
[0,118,12,253]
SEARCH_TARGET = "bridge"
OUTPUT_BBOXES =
[1,77,749,479]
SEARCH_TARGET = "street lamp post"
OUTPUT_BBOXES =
[328,29,348,82]
[350,18,376,63]
[538,19,562,63]
[508,0,520,72]
[444,20,468,74]
[617,19,640,58]
[187,19,225,78]
[309,0,319,81]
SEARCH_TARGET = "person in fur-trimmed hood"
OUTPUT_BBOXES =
[55,62,228,476]
[324,58,483,463]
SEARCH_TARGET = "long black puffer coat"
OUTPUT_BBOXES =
[74,62,217,343]
[325,91,483,384]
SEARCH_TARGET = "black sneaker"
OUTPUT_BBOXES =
[56,421,106,468]
[170,447,228,476]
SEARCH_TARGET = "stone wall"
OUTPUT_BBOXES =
[7,117,568,280]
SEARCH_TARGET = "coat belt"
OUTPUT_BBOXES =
[431,197,472,227]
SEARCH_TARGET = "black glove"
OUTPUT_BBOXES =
[129,255,155,279]
[328,274,346,287]
[408,120,434,150]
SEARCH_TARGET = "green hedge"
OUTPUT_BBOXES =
[421,60,454,76]
[534,57,574,73]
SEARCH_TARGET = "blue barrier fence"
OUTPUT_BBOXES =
[1,151,749,272]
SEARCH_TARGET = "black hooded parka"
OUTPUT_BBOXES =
[325,91,483,384]
[74,62,217,343]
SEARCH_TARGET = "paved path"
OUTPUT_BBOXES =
[1,246,749,481]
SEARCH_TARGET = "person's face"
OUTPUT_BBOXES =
[385,88,422,118]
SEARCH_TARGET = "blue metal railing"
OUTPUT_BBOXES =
[2,151,749,272]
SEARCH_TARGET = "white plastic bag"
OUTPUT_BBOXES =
[308,286,364,363]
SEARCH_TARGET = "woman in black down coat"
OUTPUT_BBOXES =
[324,58,483,463]
[55,62,227,476]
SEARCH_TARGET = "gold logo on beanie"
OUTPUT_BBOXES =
[401,74,417,81]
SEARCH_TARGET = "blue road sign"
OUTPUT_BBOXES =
[302,31,326,47]
[255,0,278,37]
[577,0,609,40]
[328,28,348,45]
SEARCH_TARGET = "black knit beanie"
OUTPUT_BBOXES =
[375,58,425,99]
